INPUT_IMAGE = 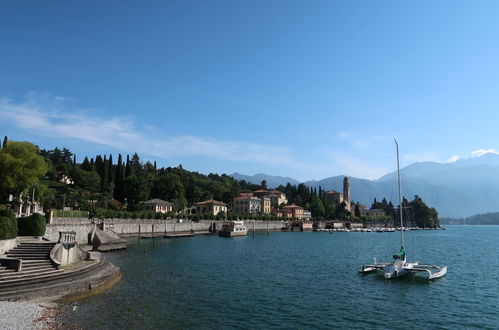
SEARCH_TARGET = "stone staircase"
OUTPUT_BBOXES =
[0,237,120,301]
[0,239,64,287]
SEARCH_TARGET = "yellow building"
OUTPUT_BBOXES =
[282,204,304,219]
[234,196,262,214]
[261,197,271,214]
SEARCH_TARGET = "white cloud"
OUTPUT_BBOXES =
[0,93,395,180]
[0,94,293,165]
[447,155,460,163]
[470,149,499,157]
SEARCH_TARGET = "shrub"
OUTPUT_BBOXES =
[17,213,46,236]
[0,207,16,219]
[0,216,18,239]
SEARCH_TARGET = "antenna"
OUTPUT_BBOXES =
[394,139,404,248]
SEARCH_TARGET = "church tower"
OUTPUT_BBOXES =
[343,176,351,212]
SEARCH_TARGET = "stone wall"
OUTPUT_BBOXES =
[46,218,285,243]
[0,238,17,255]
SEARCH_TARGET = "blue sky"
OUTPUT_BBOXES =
[1,0,499,181]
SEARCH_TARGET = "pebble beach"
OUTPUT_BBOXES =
[0,301,58,329]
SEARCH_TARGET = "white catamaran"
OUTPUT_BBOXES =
[359,140,447,280]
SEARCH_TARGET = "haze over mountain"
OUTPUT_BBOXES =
[230,172,300,188]
[231,153,499,218]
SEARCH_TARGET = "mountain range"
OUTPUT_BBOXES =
[230,153,499,218]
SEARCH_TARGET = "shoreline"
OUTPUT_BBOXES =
[0,300,60,329]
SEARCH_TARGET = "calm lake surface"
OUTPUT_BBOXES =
[63,226,498,329]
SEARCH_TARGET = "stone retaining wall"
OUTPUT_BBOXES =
[0,238,17,255]
[46,218,285,243]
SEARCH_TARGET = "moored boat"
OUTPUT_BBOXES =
[218,220,248,237]
[359,140,447,280]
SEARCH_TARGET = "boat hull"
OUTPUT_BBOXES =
[218,230,247,237]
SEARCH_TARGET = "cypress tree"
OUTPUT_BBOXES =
[125,155,131,177]
[95,155,104,178]
[114,154,125,202]
[2,136,8,148]
[73,154,76,166]
[108,154,114,185]
[81,157,92,171]
[102,156,109,193]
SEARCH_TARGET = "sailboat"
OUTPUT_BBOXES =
[359,140,447,280]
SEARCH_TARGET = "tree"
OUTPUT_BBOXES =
[2,136,8,148]
[309,194,325,218]
[261,180,268,190]
[410,195,439,228]
[151,173,185,209]
[335,202,351,220]
[0,141,48,201]
[124,175,150,210]
[354,203,361,217]
[114,154,125,202]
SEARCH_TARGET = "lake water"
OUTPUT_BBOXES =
[62,226,499,329]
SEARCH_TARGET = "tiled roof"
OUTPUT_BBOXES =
[324,190,341,195]
[195,199,227,206]
[234,196,261,201]
[283,204,304,209]
[144,198,173,205]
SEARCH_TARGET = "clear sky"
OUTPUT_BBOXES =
[1,0,499,181]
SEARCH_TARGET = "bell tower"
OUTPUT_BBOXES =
[343,176,351,211]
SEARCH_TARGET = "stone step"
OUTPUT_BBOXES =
[22,259,53,264]
[8,267,57,276]
[9,246,53,251]
[7,250,51,253]
[18,242,55,246]
[14,244,54,247]
[7,250,50,254]
[0,269,16,274]
[5,256,50,260]
[6,254,50,259]
[0,269,64,282]
[14,245,54,248]
[18,242,55,245]
[0,261,108,300]
[12,244,53,248]
[21,265,56,272]
[22,261,53,267]
[7,249,51,252]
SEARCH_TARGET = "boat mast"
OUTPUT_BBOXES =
[395,139,404,248]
